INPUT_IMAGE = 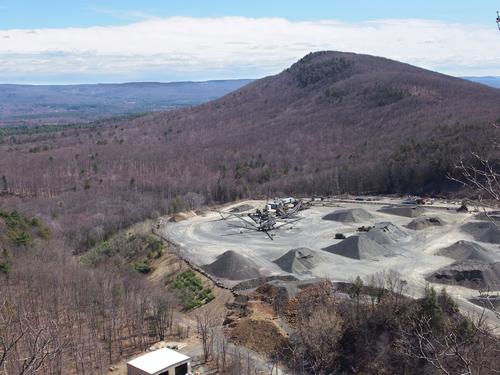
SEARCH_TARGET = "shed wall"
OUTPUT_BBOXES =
[127,364,151,375]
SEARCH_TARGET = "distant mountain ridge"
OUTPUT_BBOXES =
[0,79,252,127]
[463,76,500,88]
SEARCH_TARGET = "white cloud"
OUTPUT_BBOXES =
[0,16,499,83]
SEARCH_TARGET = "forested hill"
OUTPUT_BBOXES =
[129,51,500,194]
[1,51,500,248]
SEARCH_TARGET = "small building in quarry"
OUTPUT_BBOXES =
[127,348,191,375]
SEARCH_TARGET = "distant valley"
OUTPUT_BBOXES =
[0,79,252,127]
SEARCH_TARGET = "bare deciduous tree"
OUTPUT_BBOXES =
[450,122,500,213]
[398,311,500,375]
[196,310,218,363]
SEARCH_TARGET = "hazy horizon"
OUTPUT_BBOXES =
[0,70,498,87]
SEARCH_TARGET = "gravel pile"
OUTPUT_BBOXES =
[474,211,500,221]
[406,217,445,230]
[273,248,322,274]
[366,222,411,245]
[322,208,373,223]
[378,205,426,218]
[462,221,500,244]
[202,250,263,280]
[436,240,498,263]
[427,260,500,290]
[322,235,395,260]
[229,204,254,213]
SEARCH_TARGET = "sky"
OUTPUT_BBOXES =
[0,1,499,84]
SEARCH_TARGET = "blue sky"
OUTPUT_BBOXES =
[0,1,498,28]
[0,1,499,83]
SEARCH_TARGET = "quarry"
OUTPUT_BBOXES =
[161,197,500,323]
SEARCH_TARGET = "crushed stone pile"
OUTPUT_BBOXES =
[322,235,395,260]
[229,204,254,213]
[436,240,498,263]
[202,250,263,280]
[378,205,426,218]
[406,216,445,230]
[273,248,322,274]
[427,260,500,290]
[462,221,500,244]
[322,208,373,223]
[474,211,500,221]
[366,222,411,245]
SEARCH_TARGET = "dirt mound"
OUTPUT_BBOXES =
[230,318,288,355]
[427,260,500,290]
[322,235,395,260]
[378,205,425,218]
[366,222,411,245]
[273,248,322,274]
[406,216,445,230]
[462,222,500,244]
[436,241,497,263]
[169,211,196,222]
[255,279,326,309]
[202,250,263,280]
[322,208,373,223]
[230,204,253,213]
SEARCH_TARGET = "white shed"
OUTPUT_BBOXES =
[127,348,191,375]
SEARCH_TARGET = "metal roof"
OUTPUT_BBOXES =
[127,348,190,375]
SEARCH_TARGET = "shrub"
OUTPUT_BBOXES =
[421,285,445,331]
[81,231,165,267]
[0,260,10,274]
[134,260,152,274]
[12,231,30,246]
[0,249,10,275]
[0,210,51,247]
[36,225,51,240]
[171,270,215,310]
[80,249,103,266]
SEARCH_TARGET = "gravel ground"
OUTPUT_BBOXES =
[161,198,500,326]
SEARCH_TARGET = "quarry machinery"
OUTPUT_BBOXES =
[225,211,302,240]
